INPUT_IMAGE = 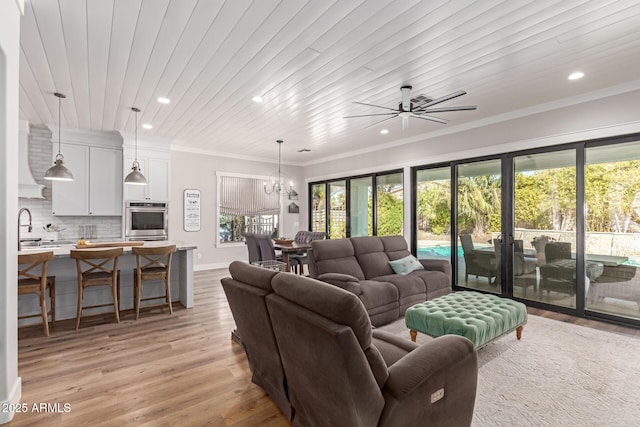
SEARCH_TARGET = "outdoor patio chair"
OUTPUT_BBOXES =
[459,234,497,285]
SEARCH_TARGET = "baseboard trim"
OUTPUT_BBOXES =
[194,262,230,271]
[0,376,22,425]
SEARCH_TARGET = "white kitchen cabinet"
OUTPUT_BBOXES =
[52,144,89,215]
[123,150,170,201]
[52,144,122,216]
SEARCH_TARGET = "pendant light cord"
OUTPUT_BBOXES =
[132,107,141,166]
[53,92,66,159]
[57,95,61,156]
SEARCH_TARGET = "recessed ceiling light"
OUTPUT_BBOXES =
[252,95,264,103]
[142,123,153,129]
[157,97,171,104]
[568,71,584,80]
[380,129,389,134]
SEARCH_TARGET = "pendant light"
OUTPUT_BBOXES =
[44,92,74,181]
[264,139,294,196]
[124,107,147,185]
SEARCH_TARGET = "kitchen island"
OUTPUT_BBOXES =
[18,241,196,325]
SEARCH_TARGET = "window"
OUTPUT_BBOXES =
[308,169,403,238]
[218,174,280,244]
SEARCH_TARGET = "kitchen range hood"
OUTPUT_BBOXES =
[19,120,45,199]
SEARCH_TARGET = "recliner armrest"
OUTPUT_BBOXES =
[317,273,362,295]
[380,335,478,425]
[418,259,452,279]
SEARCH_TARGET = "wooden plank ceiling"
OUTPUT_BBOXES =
[19,0,640,164]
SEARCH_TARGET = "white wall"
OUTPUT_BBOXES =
[169,150,306,270]
[0,0,23,424]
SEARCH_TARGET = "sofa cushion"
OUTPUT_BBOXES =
[389,255,425,275]
[311,238,366,280]
[271,272,372,348]
[380,235,412,260]
[374,274,426,302]
[352,236,396,279]
[411,269,451,295]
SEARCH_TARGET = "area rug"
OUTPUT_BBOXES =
[378,314,640,426]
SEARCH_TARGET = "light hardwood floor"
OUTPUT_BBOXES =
[13,269,289,426]
[12,269,639,426]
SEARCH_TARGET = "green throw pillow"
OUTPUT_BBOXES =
[389,255,424,275]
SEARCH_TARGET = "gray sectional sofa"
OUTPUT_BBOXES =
[308,235,451,326]
[221,261,478,426]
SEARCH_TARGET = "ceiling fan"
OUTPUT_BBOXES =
[344,85,477,130]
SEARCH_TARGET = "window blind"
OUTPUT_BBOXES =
[219,175,280,216]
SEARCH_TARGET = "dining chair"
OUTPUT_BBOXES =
[132,245,177,320]
[242,232,261,264]
[70,247,123,330]
[254,233,296,272]
[18,251,56,336]
[289,231,325,275]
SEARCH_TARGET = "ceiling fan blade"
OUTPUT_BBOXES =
[364,115,398,129]
[343,112,398,118]
[411,114,449,125]
[413,90,467,110]
[415,105,477,114]
[353,101,399,112]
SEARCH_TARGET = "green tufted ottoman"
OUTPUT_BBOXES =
[405,291,527,349]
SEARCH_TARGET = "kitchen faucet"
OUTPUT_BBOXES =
[18,207,32,251]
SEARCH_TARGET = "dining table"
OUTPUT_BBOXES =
[273,241,313,273]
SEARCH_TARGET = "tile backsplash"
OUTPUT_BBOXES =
[18,126,122,242]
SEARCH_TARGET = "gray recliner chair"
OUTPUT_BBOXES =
[220,262,293,420]
[266,272,478,427]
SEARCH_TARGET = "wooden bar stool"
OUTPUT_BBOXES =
[18,251,56,336]
[132,245,176,320]
[70,247,123,330]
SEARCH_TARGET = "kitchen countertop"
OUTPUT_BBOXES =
[18,240,197,257]
[18,240,197,323]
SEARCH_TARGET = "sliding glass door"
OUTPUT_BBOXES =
[584,141,640,320]
[376,172,403,236]
[415,167,451,261]
[311,183,327,234]
[350,177,372,237]
[513,150,577,308]
[456,159,502,294]
[329,181,347,239]
[412,136,640,326]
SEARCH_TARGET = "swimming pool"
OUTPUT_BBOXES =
[417,244,463,259]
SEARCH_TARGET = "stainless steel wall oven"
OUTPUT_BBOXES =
[125,201,168,241]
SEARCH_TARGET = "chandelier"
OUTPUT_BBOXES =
[264,139,294,196]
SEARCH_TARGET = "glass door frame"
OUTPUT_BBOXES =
[412,132,640,327]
